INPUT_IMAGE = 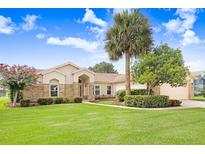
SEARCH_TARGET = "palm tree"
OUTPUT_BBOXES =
[105,10,152,95]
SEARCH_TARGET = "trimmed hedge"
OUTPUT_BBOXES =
[124,95,169,108]
[63,98,70,104]
[20,99,31,107]
[74,97,82,103]
[37,98,53,105]
[116,89,150,102]
[37,97,82,105]
[201,90,205,97]
[169,99,182,106]
[54,97,64,104]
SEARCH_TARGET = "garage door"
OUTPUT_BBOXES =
[160,84,189,100]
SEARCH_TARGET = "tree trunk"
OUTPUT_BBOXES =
[13,91,18,107]
[147,83,150,95]
[147,83,151,95]
[125,52,131,95]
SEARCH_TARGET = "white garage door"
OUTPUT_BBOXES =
[160,84,189,100]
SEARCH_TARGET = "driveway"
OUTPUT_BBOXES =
[181,100,205,108]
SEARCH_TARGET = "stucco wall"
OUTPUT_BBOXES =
[73,70,95,83]
[57,64,78,84]
[94,83,114,96]
[113,82,147,94]
[43,71,66,84]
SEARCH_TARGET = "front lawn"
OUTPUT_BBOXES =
[0,97,10,110]
[192,96,205,101]
[0,98,205,144]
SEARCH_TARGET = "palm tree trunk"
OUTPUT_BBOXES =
[125,52,131,95]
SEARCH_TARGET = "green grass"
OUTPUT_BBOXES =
[192,96,205,101]
[98,100,116,105]
[1,98,205,144]
[0,97,10,110]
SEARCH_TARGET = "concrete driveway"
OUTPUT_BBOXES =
[181,100,205,108]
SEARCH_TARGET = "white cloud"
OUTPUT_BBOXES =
[152,27,161,33]
[162,8,204,46]
[47,36,99,52]
[36,33,45,39]
[185,60,205,72]
[0,15,15,34]
[112,8,132,15]
[22,14,39,31]
[88,26,106,41]
[176,8,197,31]
[162,18,182,34]
[81,8,107,27]
[181,30,201,46]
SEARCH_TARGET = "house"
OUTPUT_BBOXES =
[159,74,195,100]
[192,71,205,92]
[0,87,6,97]
[23,61,195,101]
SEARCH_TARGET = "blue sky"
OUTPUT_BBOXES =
[0,8,205,73]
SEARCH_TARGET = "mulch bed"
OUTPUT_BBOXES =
[5,102,39,108]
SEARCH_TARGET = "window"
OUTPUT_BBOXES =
[107,86,111,95]
[95,86,100,95]
[50,85,58,97]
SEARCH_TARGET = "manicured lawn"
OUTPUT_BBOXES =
[192,96,205,101]
[0,97,10,109]
[1,98,205,144]
[98,100,115,105]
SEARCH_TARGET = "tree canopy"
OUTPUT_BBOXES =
[105,9,152,95]
[88,61,118,73]
[132,44,189,94]
[0,64,38,105]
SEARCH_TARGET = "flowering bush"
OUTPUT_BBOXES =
[0,64,39,106]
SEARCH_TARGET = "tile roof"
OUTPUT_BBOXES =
[94,73,125,83]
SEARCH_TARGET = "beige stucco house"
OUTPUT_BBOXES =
[23,61,195,101]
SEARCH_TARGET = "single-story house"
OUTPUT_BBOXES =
[23,62,195,101]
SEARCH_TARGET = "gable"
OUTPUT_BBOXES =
[43,71,66,84]
[57,64,79,75]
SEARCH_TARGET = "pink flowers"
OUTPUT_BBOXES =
[0,64,39,89]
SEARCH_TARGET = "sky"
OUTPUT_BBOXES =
[0,8,205,73]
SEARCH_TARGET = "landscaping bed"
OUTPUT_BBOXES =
[3,97,83,108]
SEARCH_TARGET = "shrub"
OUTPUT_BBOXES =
[74,97,82,103]
[124,95,169,108]
[115,90,126,102]
[54,97,64,104]
[168,99,182,106]
[37,98,53,105]
[63,98,70,103]
[116,89,151,102]
[201,90,205,97]
[20,99,31,107]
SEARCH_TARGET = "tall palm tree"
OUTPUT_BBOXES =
[105,10,152,95]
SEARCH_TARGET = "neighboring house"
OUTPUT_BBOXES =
[192,71,205,91]
[23,62,195,101]
[0,87,6,97]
